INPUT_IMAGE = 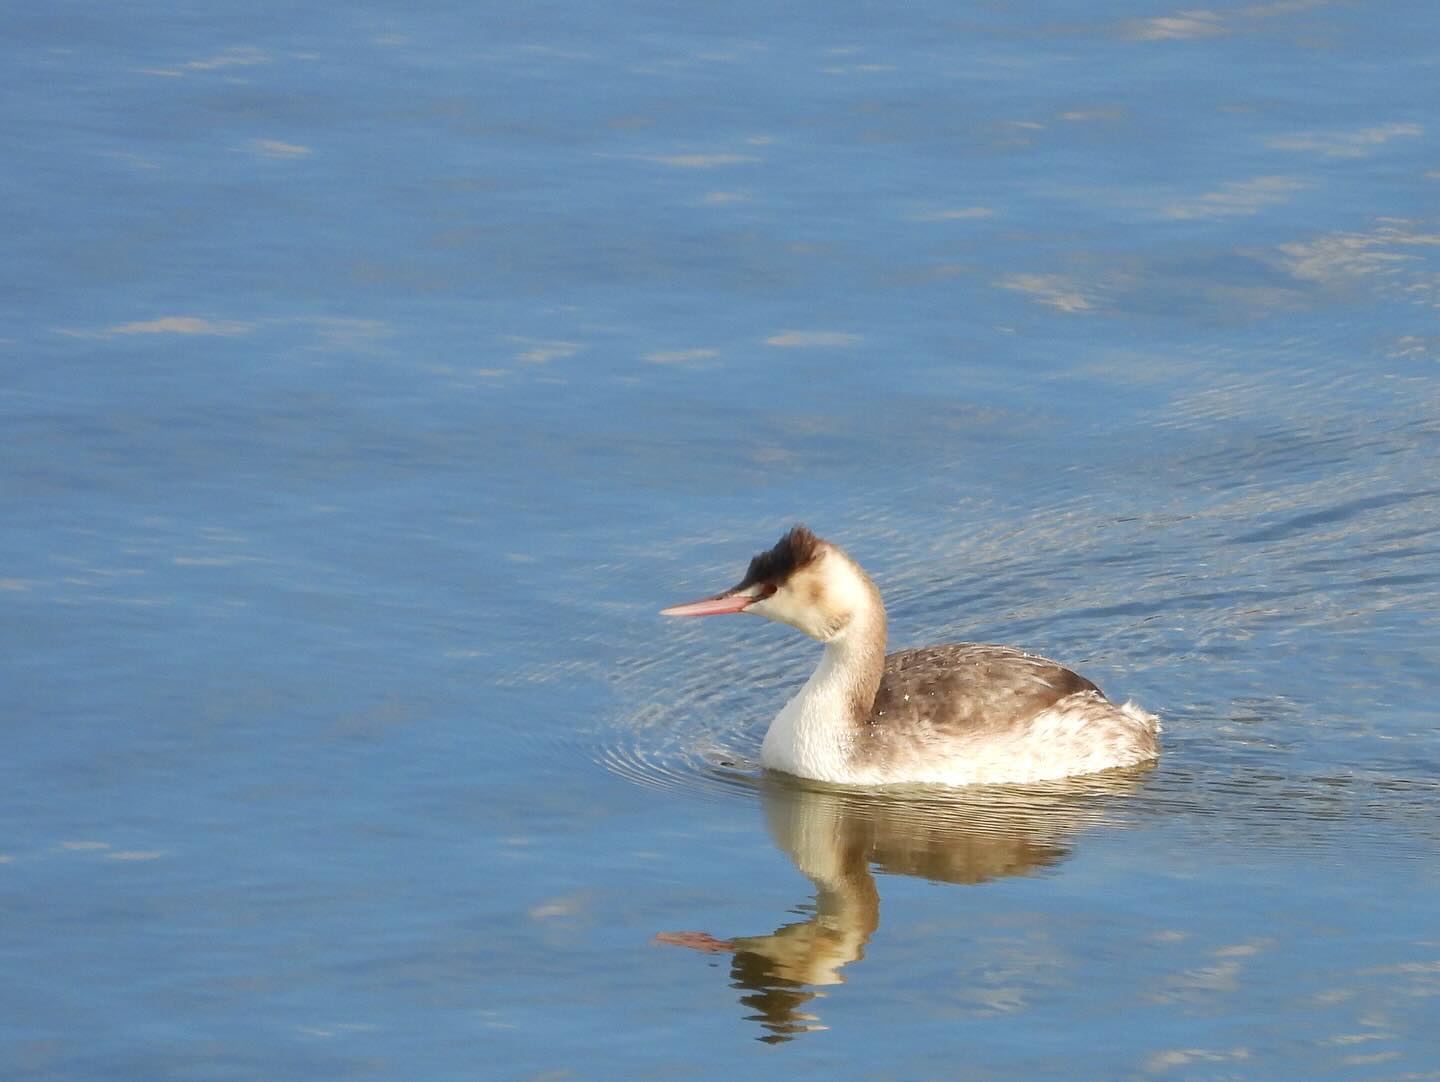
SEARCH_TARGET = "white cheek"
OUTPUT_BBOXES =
[749,593,805,630]
[748,594,780,619]
[744,596,776,620]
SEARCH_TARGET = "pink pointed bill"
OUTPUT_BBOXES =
[660,591,756,617]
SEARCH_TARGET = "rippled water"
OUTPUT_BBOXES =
[4,1,1440,1079]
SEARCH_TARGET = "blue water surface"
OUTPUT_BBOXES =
[3,2,1439,1079]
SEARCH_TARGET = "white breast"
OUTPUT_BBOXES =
[760,660,861,783]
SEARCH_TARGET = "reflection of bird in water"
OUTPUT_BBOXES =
[662,526,1159,786]
[657,770,1148,1043]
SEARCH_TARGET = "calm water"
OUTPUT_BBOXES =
[4,1,1439,1078]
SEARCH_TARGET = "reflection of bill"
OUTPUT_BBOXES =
[656,769,1148,1043]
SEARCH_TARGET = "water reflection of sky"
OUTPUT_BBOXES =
[4,0,1440,1078]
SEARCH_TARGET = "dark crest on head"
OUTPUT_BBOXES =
[736,524,825,590]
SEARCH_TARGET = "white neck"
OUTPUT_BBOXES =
[760,592,886,784]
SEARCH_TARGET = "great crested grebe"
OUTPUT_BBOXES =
[661,525,1159,787]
